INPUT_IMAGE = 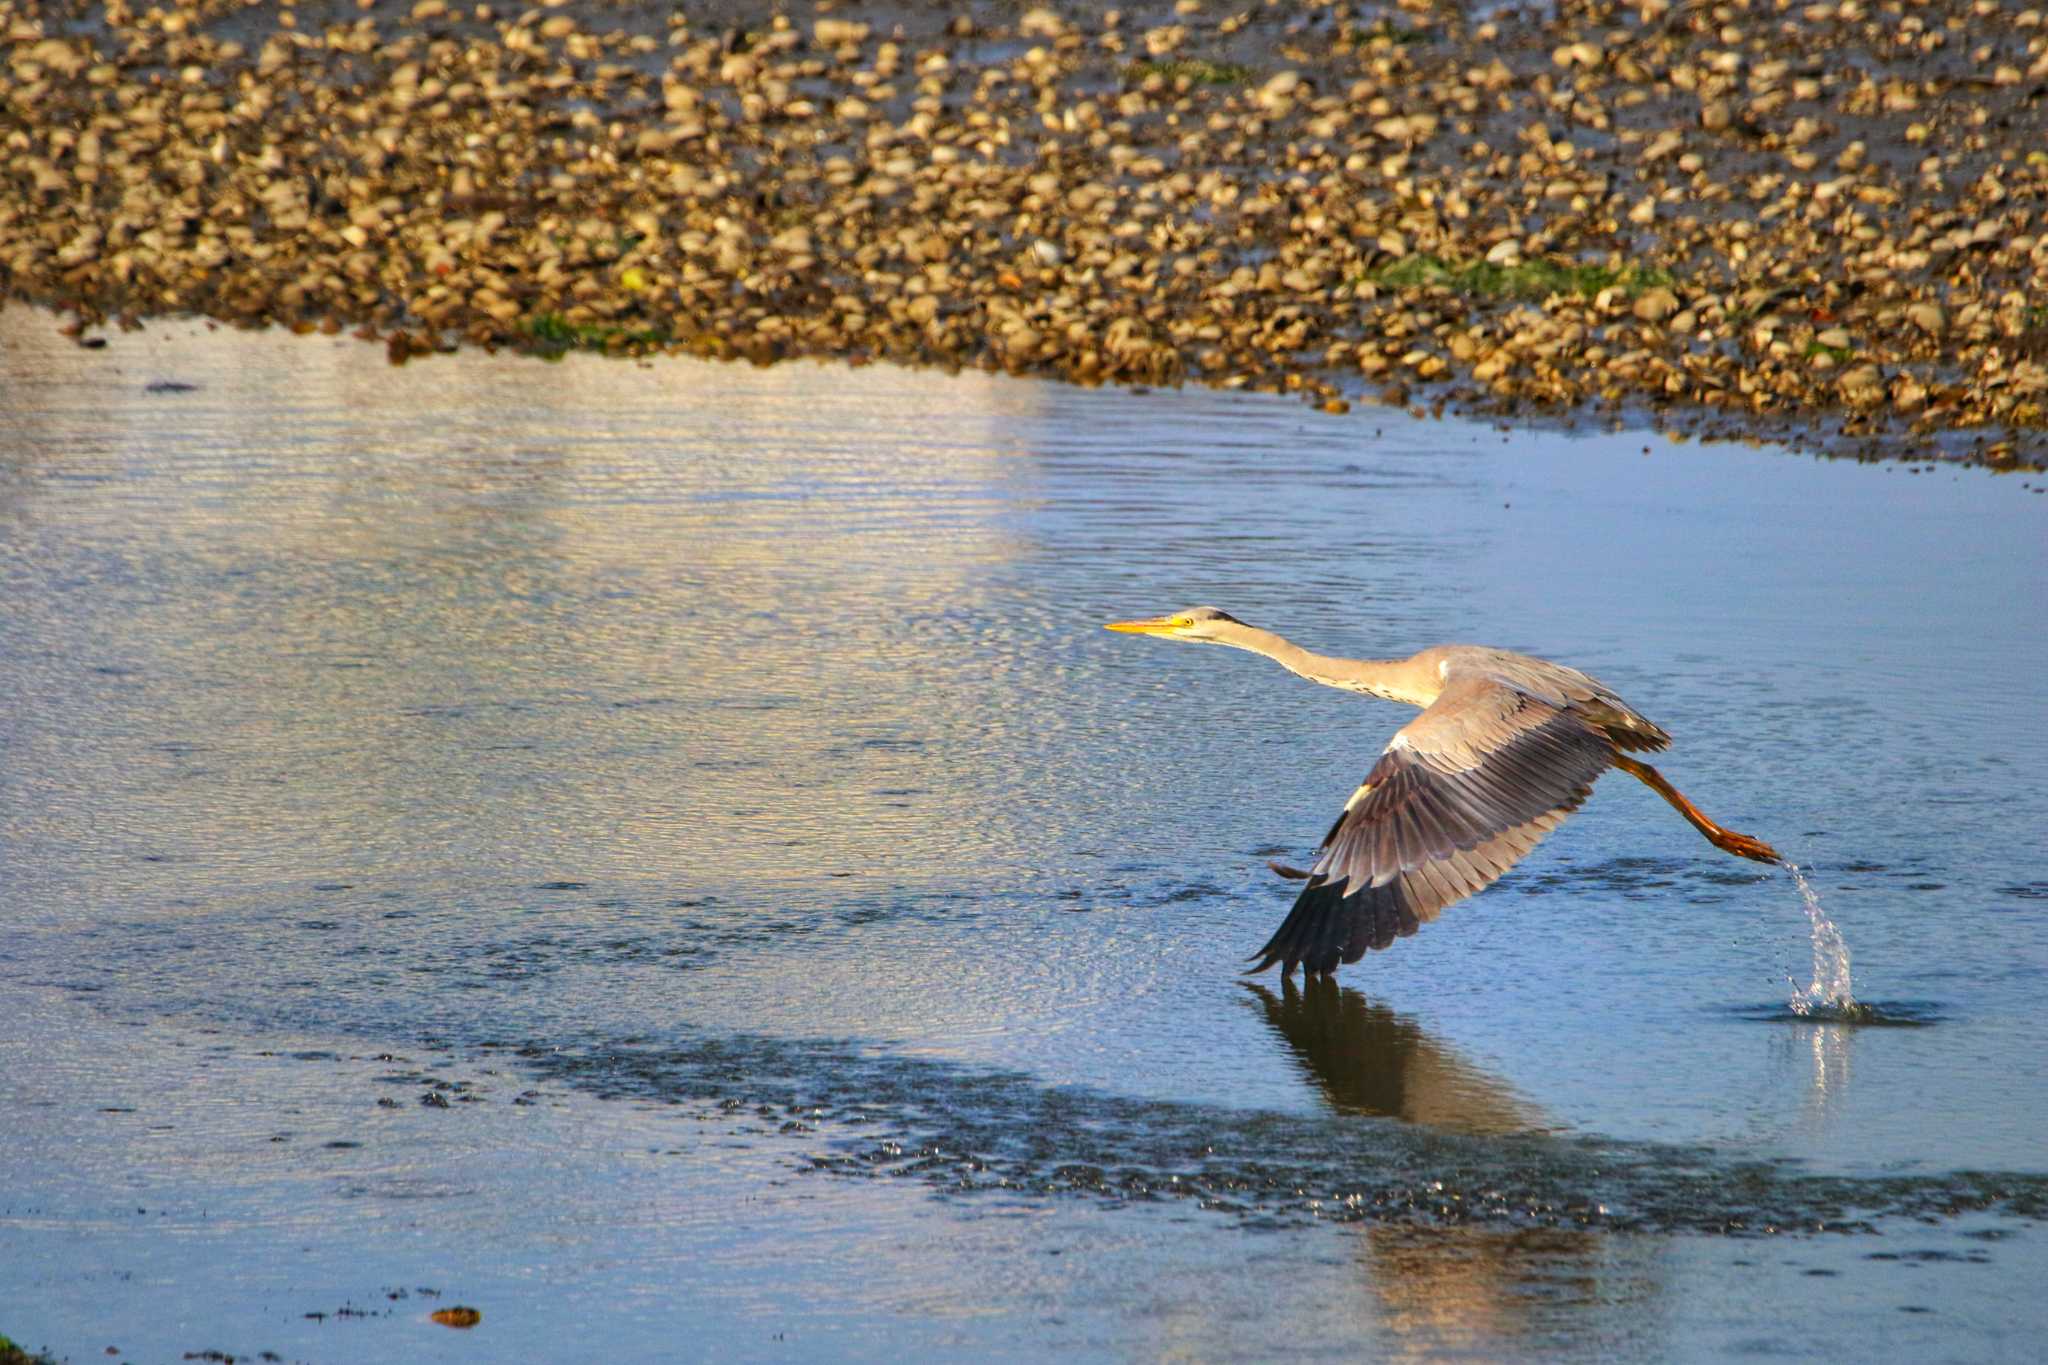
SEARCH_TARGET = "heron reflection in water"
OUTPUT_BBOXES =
[1243,974,1541,1136]
[1107,609,1782,976]
[1245,976,1671,1355]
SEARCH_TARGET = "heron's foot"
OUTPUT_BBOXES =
[1712,829,1782,865]
[1266,859,1313,881]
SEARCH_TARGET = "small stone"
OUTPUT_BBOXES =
[1018,8,1065,38]
[1838,365,1885,406]
[1905,303,1946,335]
[1257,71,1304,113]
[813,19,870,47]
[1632,288,1680,322]
[1143,25,1186,56]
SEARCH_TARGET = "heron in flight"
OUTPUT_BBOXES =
[1105,608,1781,977]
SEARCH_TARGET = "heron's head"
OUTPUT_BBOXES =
[1103,606,1247,643]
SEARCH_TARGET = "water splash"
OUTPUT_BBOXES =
[1786,863,1857,1018]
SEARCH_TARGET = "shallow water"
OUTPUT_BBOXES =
[3,308,2046,1361]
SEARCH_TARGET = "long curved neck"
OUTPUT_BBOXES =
[1218,624,1431,705]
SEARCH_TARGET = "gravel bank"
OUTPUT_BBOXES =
[3,0,2044,465]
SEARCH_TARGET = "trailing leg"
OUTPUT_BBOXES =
[1612,754,1782,864]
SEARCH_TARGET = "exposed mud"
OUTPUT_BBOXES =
[487,989,2048,1238]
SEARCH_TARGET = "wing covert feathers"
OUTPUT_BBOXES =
[1249,676,1618,976]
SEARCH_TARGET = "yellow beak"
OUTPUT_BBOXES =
[1104,616,1182,635]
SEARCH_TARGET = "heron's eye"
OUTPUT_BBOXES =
[1170,616,1193,627]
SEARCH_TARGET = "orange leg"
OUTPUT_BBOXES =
[1612,755,1782,864]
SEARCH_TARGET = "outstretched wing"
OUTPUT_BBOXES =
[1249,674,1616,976]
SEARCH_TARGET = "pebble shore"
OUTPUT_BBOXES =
[3,0,2044,465]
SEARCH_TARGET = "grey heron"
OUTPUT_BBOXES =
[1105,607,1781,976]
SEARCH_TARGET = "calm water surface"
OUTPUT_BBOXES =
[2,308,2045,1361]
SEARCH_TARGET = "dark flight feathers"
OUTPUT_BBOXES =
[1250,677,1621,976]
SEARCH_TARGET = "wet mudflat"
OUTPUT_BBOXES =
[2,306,2046,1361]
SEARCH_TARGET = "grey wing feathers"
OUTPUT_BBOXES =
[1249,676,1617,976]
[1478,651,1672,753]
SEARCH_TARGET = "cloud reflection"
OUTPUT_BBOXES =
[0,310,1064,900]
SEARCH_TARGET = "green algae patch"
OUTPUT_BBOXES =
[1121,58,1254,86]
[1358,20,1434,44]
[1370,255,1676,303]
[0,1333,63,1365]
[526,313,673,359]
